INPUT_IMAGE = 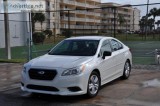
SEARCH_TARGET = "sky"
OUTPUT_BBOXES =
[101,0,160,5]
[101,0,160,20]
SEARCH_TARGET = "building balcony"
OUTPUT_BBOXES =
[61,17,76,21]
[76,10,100,17]
[86,18,95,22]
[61,0,99,8]
[76,10,87,14]
[76,17,86,22]
[76,2,86,7]
[61,0,75,5]
[86,0,100,3]
[61,25,101,29]
[86,4,96,8]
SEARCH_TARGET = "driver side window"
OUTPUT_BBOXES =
[99,40,112,57]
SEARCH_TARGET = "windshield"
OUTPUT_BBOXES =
[49,39,100,56]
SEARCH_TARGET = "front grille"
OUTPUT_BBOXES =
[27,84,59,92]
[29,69,57,80]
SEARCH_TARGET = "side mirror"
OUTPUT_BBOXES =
[48,49,51,52]
[102,51,112,59]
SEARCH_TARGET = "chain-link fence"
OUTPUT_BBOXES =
[0,2,160,65]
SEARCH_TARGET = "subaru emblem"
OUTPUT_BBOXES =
[38,71,45,75]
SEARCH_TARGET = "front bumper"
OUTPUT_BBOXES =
[21,69,89,96]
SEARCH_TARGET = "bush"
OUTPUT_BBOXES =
[32,32,45,44]
[43,29,53,39]
[62,29,73,38]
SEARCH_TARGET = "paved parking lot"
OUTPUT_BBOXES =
[0,63,160,106]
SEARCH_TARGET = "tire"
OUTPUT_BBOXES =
[86,71,100,98]
[121,60,131,79]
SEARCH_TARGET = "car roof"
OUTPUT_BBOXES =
[66,36,113,40]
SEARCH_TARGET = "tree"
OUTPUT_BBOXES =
[31,13,45,32]
[139,16,147,32]
[118,15,126,32]
[148,8,159,30]
[62,29,73,38]
[37,13,45,31]
[155,20,160,28]
[147,18,155,31]
[32,32,45,44]
[44,29,53,39]
[149,8,158,20]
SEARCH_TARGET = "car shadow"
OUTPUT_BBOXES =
[17,78,124,105]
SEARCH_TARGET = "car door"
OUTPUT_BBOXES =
[97,39,115,84]
[110,39,126,74]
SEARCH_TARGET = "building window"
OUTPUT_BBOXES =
[124,9,128,12]
[47,2,50,6]
[52,4,54,8]
[53,13,55,17]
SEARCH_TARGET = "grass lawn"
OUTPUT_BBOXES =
[0,36,65,62]
[116,34,160,41]
[123,41,160,65]
[0,35,160,65]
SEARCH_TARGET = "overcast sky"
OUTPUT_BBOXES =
[101,0,160,5]
[101,0,160,20]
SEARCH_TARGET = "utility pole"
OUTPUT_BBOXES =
[113,7,116,38]
[145,0,149,40]
[3,0,11,59]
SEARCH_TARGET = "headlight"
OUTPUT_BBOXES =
[62,65,86,76]
[23,67,26,73]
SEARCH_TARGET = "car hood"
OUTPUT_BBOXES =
[29,54,93,69]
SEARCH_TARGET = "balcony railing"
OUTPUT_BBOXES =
[61,0,98,8]
[62,0,75,5]
[86,19,95,22]
[86,4,96,8]
[61,17,76,21]
[76,18,86,22]
[61,25,101,29]
[76,10,87,14]
[76,2,86,7]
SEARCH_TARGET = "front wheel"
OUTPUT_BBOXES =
[121,60,131,79]
[86,71,100,98]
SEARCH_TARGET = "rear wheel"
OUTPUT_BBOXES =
[86,71,100,98]
[122,60,131,79]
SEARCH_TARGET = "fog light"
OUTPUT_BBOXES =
[68,87,81,92]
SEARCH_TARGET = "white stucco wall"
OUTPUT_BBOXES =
[0,0,29,48]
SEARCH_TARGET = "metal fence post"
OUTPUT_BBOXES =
[28,12,32,61]
[113,7,116,38]
[68,10,70,37]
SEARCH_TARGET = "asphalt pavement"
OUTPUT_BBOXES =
[0,63,160,106]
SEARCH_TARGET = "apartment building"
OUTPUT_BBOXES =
[101,3,140,33]
[131,8,141,31]
[46,0,60,34]
[36,0,101,35]
[60,0,101,34]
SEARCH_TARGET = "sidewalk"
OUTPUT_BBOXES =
[0,63,22,92]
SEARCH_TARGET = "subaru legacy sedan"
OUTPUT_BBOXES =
[21,36,132,97]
